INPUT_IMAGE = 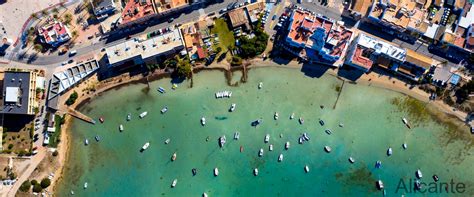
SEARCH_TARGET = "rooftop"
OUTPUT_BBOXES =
[228,8,249,28]
[287,10,333,45]
[351,46,374,70]
[326,24,353,57]
[357,33,406,62]
[351,0,373,15]
[2,71,33,115]
[121,0,156,25]
[459,3,474,29]
[38,19,70,44]
[405,49,433,69]
[443,32,465,48]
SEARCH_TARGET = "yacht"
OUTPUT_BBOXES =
[203,193,208,197]
[171,179,177,188]
[375,161,382,169]
[214,168,219,176]
[304,165,309,173]
[325,129,332,135]
[416,169,423,179]
[303,133,310,141]
[139,111,148,118]
[119,124,124,132]
[278,154,283,162]
[254,168,259,176]
[126,113,131,121]
[387,147,393,156]
[376,180,384,190]
[290,113,295,119]
[229,103,236,112]
[164,138,170,144]
[201,117,206,126]
[402,117,411,129]
[95,135,101,142]
[84,139,89,146]
[171,152,177,161]
[274,112,279,120]
[234,132,240,140]
[219,135,226,148]
[141,142,150,152]
[264,134,270,143]
[258,148,264,157]
[324,146,331,153]
[402,143,407,149]
[258,82,263,89]
[299,117,304,124]
[298,137,304,144]
[161,106,168,114]
[349,157,355,163]
[269,144,273,151]
[319,119,325,126]
[285,141,290,150]
[84,182,88,189]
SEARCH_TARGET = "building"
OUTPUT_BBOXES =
[91,0,117,17]
[227,8,251,30]
[181,19,215,61]
[119,0,157,27]
[283,10,353,65]
[105,28,184,67]
[344,0,374,19]
[37,18,71,47]
[1,71,38,115]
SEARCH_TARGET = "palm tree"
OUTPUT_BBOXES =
[41,9,48,16]
[63,13,73,25]
[71,30,78,39]
[33,44,43,52]
[31,13,38,19]
[52,8,59,14]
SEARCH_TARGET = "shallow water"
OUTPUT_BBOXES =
[57,67,474,196]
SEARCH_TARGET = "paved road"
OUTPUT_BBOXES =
[7,148,47,197]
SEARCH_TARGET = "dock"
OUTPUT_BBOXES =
[67,108,96,124]
[333,80,345,109]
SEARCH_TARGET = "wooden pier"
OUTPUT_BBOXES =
[67,108,96,124]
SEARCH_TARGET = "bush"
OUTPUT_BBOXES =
[31,180,38,185]
[33,183,42,193]
[40,178,51,188]
[52,150,59,157]
[19,180,31,192]
[8,144,13,150]
[18,150,28,157]
[238,29,269,58]
[65,91,78,106]
[231,56,242,66]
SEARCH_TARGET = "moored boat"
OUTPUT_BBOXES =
[324,146,331,153]
[161,106,168,114]
[139,111,148,118]
[141,142,150,152]
[299,117,304,124]
[298,137,304,144]
[84,139,89,146]
[158,87,166,93]
[264,134,270,143]
[172,83,178,89]
[416,169,423,179]
[171,179,177,188]
[214,168,219,176]
[254,168,259,176]
[269,144,273,151]
[325,129,332,135]
[274,112,279,120]
[126,113,131,121]
[201,117,206,126]
[234,132,240,140]
[240,145,244,152]
[165,138,170,144]
[290,113,295,119]
[192,168,197,176]
[203,193,208,197]
[71,190,74,195]
[349,157,355,163]
[95,135,101,142]
[303,133,310,141]
[376,180,384,190]
[339,123,344,127]
[402,143,407,149]
[258,82,263,89]
[258,148,264,157]
[119,124,124,132]
[84,182,88,189]
[285,141,290,150]
[278,154,283,162]
[402,117,411,129]
[219,135,226,148]
[375,161,382,169]
[414,180,422,190]
[319,119,325,126]
[171,152,177,161]
[304,165,309,173]
[99,117,104,123]
[433,175,439,182]
[229,103,236,112]
[387,147,393,156]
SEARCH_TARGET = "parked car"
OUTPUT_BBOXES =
[69,50,77,57]
[168,18,174,23]
[272,15,277,20]
[219,8,227,13]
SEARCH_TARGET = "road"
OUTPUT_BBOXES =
[7,148,47,197]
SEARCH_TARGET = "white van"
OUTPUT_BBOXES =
[69,50,77,56]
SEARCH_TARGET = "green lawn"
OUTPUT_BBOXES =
[49,115,63,148]
[211,19,235,52]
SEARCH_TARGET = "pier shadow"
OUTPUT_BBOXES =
[300,63,331,78]
[337,66,364,81]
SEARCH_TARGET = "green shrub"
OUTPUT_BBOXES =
[40,178,51,188]
[31,180,38,185]
[65,91,78,106]
[52,150,59,157]
[8,144,13,150]
[19,180,31,192]
[32,183,42,193]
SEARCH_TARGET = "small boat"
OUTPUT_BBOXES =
[219,135,226,148]
[319,119,325,126]
[119,124,124,132]
[258,82,263,89]
[278,154,283,162]
[376,180,384,190]
[240,145,244,152]
[234,132,240,140]
[171,152,177,161]
[414,180,422,190]
[269,144,273,151]
[304,165,309,173]
[141,142,150,151]
[325,129,332,135]
[201,117,206,126]
[139,111,148,118]
[348,157,355,163]
[258,148,264,157]
[303,133,310,141]
[99,117,104,123]
[299,117,304,124]
[402,117,411,129]
[274,112,279,120]
[84,182,88,189]
[71,190,75,195]
[84,139,89,146]
[165,138,170,144]
[290,113,295,119]
[254,168,259,176]
[229,103,236,112]
[158,87,166,93]
[161,106,168,114]
[339,123,344,127]
[387,147,393,156]
[214,168,219,176]
[375,161,382,169]
[252,119,263,127]
[172,83,178,90]
[402,143,407,149]
[264,134,270,143]
[298,137,304,144]
[95,135,101,142]
[192,168,197,176]
[203,193,208,197]
[285,141,290,150]
[416,169,423,179]
[324,146,331,153]
[171,179,177,188]
[433,175,439,182]
[126,113,131,121]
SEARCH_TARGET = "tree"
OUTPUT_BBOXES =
[65,91,78,106]
[238,29,268,58]
[40,178,51,188]
[31,180,38,185]
[19,180,31,192]
[31,13,38,19]
[41,9,49,16]
[32,183,42,193]
[176,59,192,78]
[71,30,78,39]
[8,144,13,150]
[216,46,222,54]
[33,44,43,52]
[52,150,59,157]
[63,13,73,25]
[52,8,59,14]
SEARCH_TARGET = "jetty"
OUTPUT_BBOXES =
[333,81,345,109]
[67,108,96,124]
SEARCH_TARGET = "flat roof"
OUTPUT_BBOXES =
[424,24,439,39]
[228,8,248,28]
[5,87,19,102]
[2,71,32,114]
[351,0,373,15]
[357,33,406,62]
[405,49,433,69]
[459,5,474,28]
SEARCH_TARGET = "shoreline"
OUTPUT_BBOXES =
[48,59,469,195]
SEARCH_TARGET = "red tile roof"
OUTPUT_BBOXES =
[196,46,206,59]
[38,20,68,43]
[351,46,373,70]
[121,0,156,24]
[287,10,333,45]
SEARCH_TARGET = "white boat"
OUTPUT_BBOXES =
[376,180,384,190]
[71,190,75,195]
[402,117,411,129]
[219,135,226,148]
[299,117,304,124]
[303,133,310,141]
[230,103,236,112]
[298,137,304,144]
[258,148,264,157]
[290,113,295,119]
[325,129,332,135]
[274,112,279,120]
[324,146,331,153]
[126,113,131,121]
[304,165,309,173]
[339,123,344,127]
[258,82,263,89]
[269,144,273,151]
[139,111,148,118]
[416,169,423,179]
[201,117,206,126]
[254,168,259,176]
[387,147,393,156]
[165,138,170,144]
[349,157,355,163]
[402,143,407,149]
[161,106,168,114]
[84,139,89,146]
[119,124,124,132]
[278,154,283,162]
[141,142,150,151]
[171,179,177,188]
[264,134,270,143]
[83,182,88,189]
[171,152,177,161]
[234,132,240,140]
[214,168,219,176]
[203,193,208,197]
[285,141,290,150]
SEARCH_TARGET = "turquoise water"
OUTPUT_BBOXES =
[57,67,474,196]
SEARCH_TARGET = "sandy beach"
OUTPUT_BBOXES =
[47,59,469,195]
